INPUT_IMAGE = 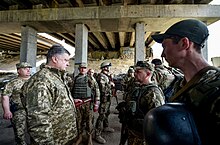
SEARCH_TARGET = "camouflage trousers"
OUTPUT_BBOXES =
[95,101,111,134]
[12,109,27,145]
[127,129,146,145]
[76,101,94,134]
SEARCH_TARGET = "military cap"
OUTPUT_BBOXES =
[16,62,32,69]
[100,61,111,69]
[151,19,209,47]
[79,62,87,68]
[135,61,154,71]
[151,59,162,66]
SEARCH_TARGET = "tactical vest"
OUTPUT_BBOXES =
[73,75,91,99]
[127,84,162,133]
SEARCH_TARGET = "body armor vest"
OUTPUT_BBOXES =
[73,75,91,99]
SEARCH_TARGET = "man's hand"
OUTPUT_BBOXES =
[93,101,100,112]
[3,110,13,120]
[74,99,83,108]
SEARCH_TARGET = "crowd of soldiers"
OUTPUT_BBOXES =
[1,19,220,145]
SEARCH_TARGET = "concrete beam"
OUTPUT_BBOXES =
[119,32,126,47]
[92,32,108,49]
[105,32,116,49]
[0,5,219,33]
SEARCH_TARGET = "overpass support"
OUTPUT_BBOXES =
[202,21,208,61]
[74,24,88,76]
[135,22,145,63]
[20,26,37,73]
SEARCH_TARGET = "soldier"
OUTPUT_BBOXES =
[125,61,165,145]
[87,68,100,113]
[147,19,220,145]
[121,67,135,100]
[94,61,115,144]
[1,62,32,145]
[72,63,100,145]
[21,44,78,145]
[151,58,182,102]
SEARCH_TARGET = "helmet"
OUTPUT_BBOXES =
[128,68,135,73]
[144,103,201,145]
[100,61,111,69]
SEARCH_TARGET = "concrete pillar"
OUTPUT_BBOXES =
[135,22,145,64]
[202,21,208,61]
[202,40,208,61]
[74,24,88,76]
[20,26,37,74]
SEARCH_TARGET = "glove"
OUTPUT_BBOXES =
[93,101,100,112]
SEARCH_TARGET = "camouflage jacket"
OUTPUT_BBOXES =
[172,67,220,145]
[127,83,165,134]
[152,65,175,91]
[97,72,112,102]
[2,77,28,110]
[88,75,100,102]
[21,66,77,145]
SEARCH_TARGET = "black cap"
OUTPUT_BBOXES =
[151,19,209,47]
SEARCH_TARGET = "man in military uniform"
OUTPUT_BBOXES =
[87,68,100,113]
[72,63,100,145]
[21,44,78,145]
[94,61,115,144]
[2,62,32,145]
[150,19,220,145]
[121,67,135,100]
[124,61,165,145]
[151,58,180,101]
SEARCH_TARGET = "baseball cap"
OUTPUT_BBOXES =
[135,61,154,71]
[16,62,32,69]
[151,19,209,47]
[79,62,87,68]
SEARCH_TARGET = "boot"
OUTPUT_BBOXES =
[95,135,106,144]
[95,130,106,144]
[74,133,82,145]
[103,127,115,133]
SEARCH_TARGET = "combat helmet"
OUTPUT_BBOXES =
[100,61,111,69]
[143,103,201,145]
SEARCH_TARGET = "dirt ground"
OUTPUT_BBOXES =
[0,91,125,145]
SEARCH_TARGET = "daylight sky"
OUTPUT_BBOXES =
[152,0,220,65]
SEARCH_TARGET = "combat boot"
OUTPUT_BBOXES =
[103,127,115,133]
[95,130,106,144]
[95,135,106,144]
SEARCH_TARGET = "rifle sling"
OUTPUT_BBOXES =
[169,66,218,102]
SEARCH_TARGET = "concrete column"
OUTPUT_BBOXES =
[74,24,88,76]
[135,22,145,64]
[202,40,208,61]
[202,21,208,61]
[20,26,37,74]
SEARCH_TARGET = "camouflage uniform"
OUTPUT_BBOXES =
[171,68,220,145]
[152,65,175,91]
[72,73,100,135]
[126,84,165,145]
[2,77,28,145]
[121,76,136,101]
[21,66,78,145]
[95,72,113,135]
